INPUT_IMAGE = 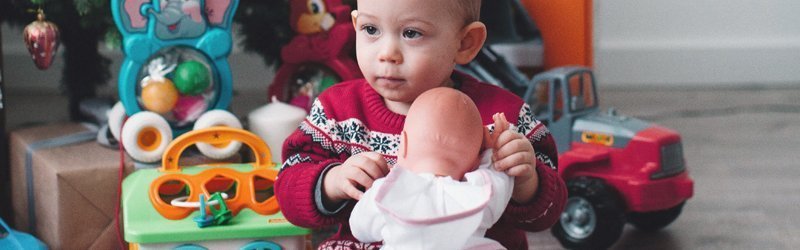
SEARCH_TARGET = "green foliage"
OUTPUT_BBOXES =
[234,0,293,67]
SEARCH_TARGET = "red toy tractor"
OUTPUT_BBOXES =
[523,67,694,249]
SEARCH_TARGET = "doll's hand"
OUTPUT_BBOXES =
[488,113,539,202]
[323,152,389,202]
[484,113,507,150]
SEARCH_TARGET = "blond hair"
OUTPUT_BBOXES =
[457,0,482,24]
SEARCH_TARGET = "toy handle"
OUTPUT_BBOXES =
[161,127,275,172]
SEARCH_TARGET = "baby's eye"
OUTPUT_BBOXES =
[402,29,422,39]
[362,25,379,36]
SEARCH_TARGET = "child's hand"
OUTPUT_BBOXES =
[323,152,389,202]
[486,113,539,202]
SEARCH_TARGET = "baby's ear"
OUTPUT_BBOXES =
[455,21,487,65]
[351,10,359,30]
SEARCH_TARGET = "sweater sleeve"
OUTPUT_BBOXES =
[275,100,352,228]
[500,103,568,232]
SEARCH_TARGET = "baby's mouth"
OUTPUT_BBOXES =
[378,76,404,82]
[376,76,406,87]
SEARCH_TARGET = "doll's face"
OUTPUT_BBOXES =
[399,87,483,180]
[353,0,467,113]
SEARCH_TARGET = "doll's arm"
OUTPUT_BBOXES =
[483,113,509,151]
[350,180,387,243]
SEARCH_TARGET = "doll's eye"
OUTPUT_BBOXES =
[402,29,421,39]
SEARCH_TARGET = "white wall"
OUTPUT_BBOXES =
[594,0,800,86]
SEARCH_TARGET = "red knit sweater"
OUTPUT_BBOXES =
[275,72,566,250]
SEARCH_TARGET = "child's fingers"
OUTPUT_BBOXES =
[347,167,376,190]
[493,150,534,172]
[495,133,531,156]
[347,153,389,179]
[353,156,388,180]
[360,152,390,174]
[341,182,365,201]
[505,164,535,180]
[360,163,387,180]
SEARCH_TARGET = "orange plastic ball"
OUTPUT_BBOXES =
[141,80,179,114]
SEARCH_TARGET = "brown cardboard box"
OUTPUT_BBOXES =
[10,123,134,249]
[9,123,241,249]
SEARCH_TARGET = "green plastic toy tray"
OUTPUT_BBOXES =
[122,163,310,244]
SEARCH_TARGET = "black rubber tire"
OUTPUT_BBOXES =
[551,177,625,250]
[628,202,685,232]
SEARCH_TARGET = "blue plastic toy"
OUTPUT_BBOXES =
[193,194,214,228]
[107,0,243,163]
[0,217,47,250]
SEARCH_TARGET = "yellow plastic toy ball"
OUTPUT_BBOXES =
[141,81,179,114]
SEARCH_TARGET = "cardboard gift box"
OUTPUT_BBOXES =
[9,123,240,249]
[9,123,134,249]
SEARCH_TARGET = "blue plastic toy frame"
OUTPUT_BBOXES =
[110,0,239,135]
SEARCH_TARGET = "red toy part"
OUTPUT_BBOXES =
[559,126,694,212]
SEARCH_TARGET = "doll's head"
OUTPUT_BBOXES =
[352,0,486,114]
[398,87,483,180]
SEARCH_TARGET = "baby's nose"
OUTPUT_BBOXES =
[377,41,403,64]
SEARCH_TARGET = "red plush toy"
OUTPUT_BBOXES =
[281,0,355,63]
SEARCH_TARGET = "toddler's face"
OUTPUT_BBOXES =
[354,0,466,107]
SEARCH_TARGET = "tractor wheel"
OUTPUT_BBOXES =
[552,177,625,250]
[628,202,685,232]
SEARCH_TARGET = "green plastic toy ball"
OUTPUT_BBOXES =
[173,61,211,95]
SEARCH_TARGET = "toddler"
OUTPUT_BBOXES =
[275,0,566,249]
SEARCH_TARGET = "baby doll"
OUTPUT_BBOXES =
[350,87,514,249]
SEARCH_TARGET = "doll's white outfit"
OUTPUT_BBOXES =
[350,150,513,250]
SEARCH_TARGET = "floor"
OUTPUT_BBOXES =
[526,87,800,249]
[4,86,800,249]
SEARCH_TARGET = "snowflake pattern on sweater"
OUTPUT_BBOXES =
[318,240,380,250]
[284,99,554,170]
